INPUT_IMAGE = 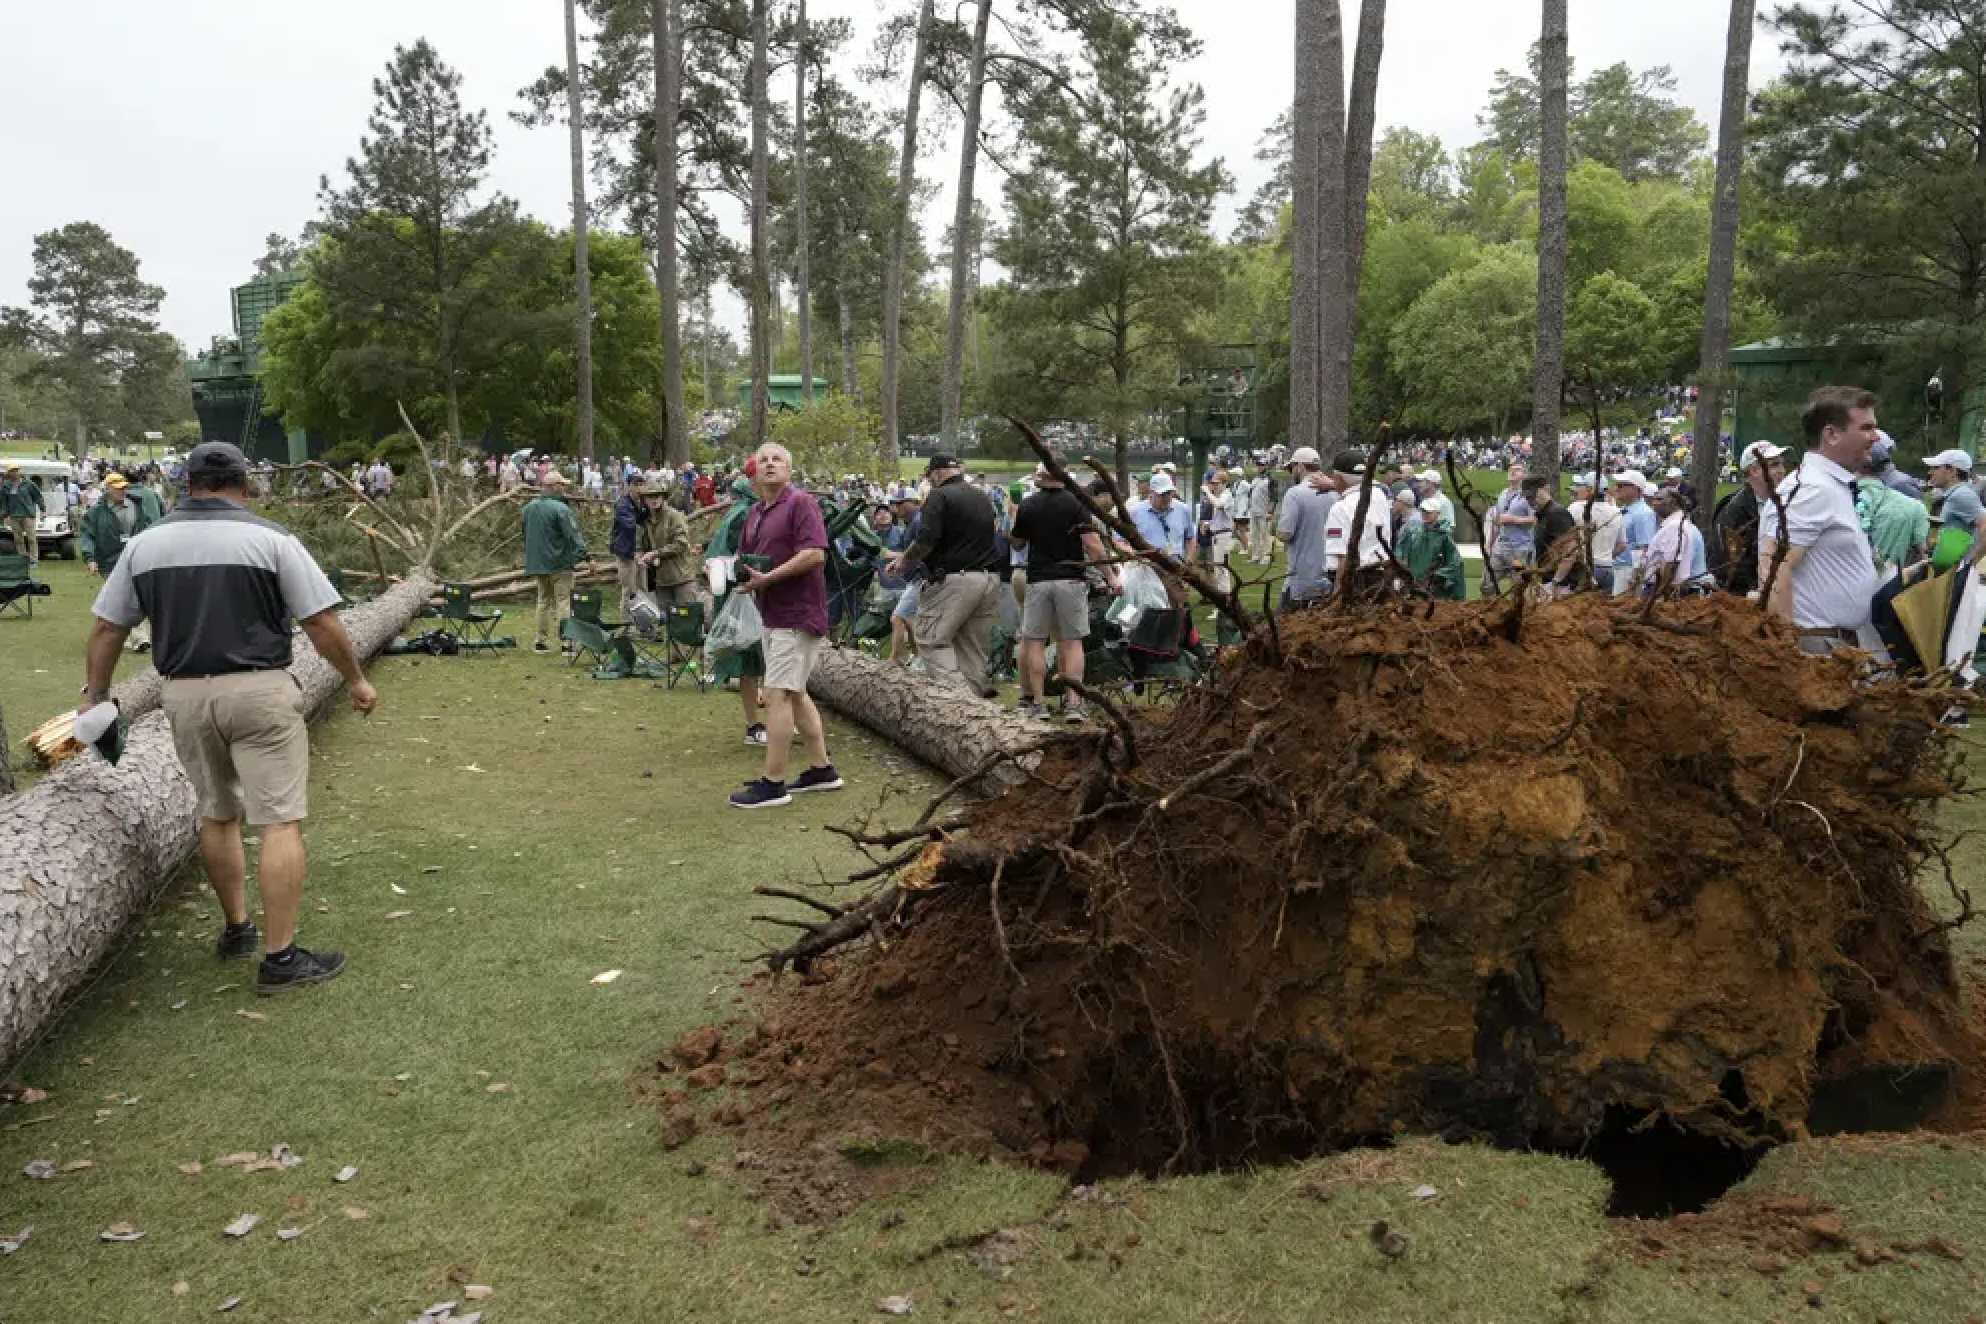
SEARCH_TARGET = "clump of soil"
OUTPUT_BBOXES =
[714,594,1976,1178]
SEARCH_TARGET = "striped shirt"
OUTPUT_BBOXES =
[91,497,340,678]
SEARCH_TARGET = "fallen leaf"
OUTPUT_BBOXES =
[1,1227,32,1254]
[59,1160,94,1173]
[221,1213,261,1238]
[878,1295,915,1316]
[382,910,414,921]
[486,1082,510,1094]
[458,764,485,773]
[215,1152,259,1168]
[341,1206,369,1220]
[424,1302,458,1317]
[22,1160,55,1179]
[218,1295,241,1312]
[179,1161,204,1175]
[239,1159,283,1174]
[590,970,623,985]
[100,1223,146,1242]
[421,866,443,874]
[1410,1184,1441,1202]
[390,884,408,895]
[334,1165,359,1183]
[285,1195,310,1212]
[17,1088,48,1105]
[172,1281,189,1296]
[170,1001,189,1011]
[276,1227,302,1242]
[235,1010,267,1022]
[273,1144,301,1169]
[464,1285,494,1301]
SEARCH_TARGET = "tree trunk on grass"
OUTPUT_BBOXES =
[1692,0,1755,535]
[0,575,434,1072]
[809,647,1048,788]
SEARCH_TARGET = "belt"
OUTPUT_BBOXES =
[166,668,279,682]
[1796,628,1858,643]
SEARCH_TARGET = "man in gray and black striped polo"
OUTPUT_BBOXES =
[84,442,378,995]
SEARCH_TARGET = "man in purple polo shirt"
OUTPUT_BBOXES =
[729,443,843,809]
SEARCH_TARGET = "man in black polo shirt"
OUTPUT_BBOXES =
[1010,463,1118,722]
[1523,474,1578,587]
[885,454,1004,695]
[85,442,378,995]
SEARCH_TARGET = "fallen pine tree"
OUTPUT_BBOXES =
[716,591,1978,1179]
[0,574,434,1071]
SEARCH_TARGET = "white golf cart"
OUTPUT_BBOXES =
[1,458,80,560]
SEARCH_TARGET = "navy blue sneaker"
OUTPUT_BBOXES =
[790,765,844,794]
[730,778,792,809]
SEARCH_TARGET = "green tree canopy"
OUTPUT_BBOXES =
[1388,244,1537,434]
[1479,47,1708,183]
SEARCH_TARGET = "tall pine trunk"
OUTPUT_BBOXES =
[1692,0,1755,531]
[940,0,993,452]
[749,0,773,448]
[795,0,814,406]
[882,0,936,470]
[1326,0,1385,449]
[1530,0,1570,484]
[1288,0,1327,457]
[839,254,860,403]
[1314,1,1349,460]
[701,292,716,407]
[652,0,689,466]
[564,0,597,460]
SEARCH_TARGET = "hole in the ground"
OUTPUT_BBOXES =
[1059,1044,1768,1218]
[1578,1107,1765,1219]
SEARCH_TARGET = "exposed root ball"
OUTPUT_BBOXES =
[725,595,1974,1176]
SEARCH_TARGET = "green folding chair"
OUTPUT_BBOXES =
[436,582,504,645]
[0,554,49,620]
[663,601,707,692]
[569,586,625,633]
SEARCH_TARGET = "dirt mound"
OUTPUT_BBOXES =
[710,594,1976,1177]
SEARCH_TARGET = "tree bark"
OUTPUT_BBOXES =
[940,0,994,452]
[1314,2,1348,460]
[882,0,936,471]
[1288,0,1327,456]
[795,0,815,408]
[654,0,689,467]
[0,575,434,1073]
[839,279,860,403]
[565,0,597,460]
[1328,0,1386,448]
[808,647,1049,788]
[749,0,773,449]
[1692,0,1755,533]
[1529,0,1570,485]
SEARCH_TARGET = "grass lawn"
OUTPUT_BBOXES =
[2,558,150,789]
[2,566,1984,1321]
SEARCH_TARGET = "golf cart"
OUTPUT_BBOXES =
[0,458,79,560]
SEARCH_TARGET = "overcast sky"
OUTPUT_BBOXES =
[0,0,1785,353]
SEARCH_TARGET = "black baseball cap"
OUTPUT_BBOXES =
[1332,450,1368,475]
[186,441,250,481]
[925,454,962,473]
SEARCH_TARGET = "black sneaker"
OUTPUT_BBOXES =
[790,765,844,794]
[744,723,769,746]
[256,946,347,996]
[217,920,259,962]
[730,778,792,809]
[533,640,553,654]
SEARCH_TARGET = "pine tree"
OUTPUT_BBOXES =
[881,0,936,469]
[1529,0,1570,483]
[1691,0,1754,530]
[565,0,598,459]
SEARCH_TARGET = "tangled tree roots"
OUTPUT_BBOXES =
[724,594,1976,1179]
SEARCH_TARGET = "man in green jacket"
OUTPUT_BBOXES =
[1398,498,1466,600]
[636,478,702,606]
[126,473,167,522]
[80,474,156,578]
[1,463,42,562]
[522,471,591,653]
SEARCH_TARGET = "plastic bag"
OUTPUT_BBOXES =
[704,591,764,659]
[1106,562,1170,630]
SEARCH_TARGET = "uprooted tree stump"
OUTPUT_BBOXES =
[0,575,434,1071]
[723,593,1976,1181]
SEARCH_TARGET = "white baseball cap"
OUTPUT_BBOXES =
[1149,471,1177,495]
[1664,466,1685,479]
[1418,497,1443,515]
[1287,446,1322,469]
[1418,469,1441,484]
[1739,441,1789,470]
[1925,449,1974,472]
[1571,472,1600,488]
[1613,470,1650,492]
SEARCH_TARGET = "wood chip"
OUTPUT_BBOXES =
[334,1166,359,1183]
[382,910,414,920]
[463,1285,494,1301]
[178,1161,204,1175]
[235,1010,267,1022]
[100,1223,146,1242]
[486,1082,510,1094]
[215,1152,259,1168]
[58,1160,94,1173]
[221,1213,261,1238]
[589,970,623,985]
[341,1206,368,1220]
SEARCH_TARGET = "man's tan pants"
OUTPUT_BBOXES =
[535,570,576,645]
[914,570,1002,693]
[6,516,36,561]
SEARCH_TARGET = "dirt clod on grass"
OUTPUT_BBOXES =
[703,595,1978,1179]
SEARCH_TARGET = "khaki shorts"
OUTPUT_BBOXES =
[1021,579,1088,642]
[161,670,310,826]
[763,628,824,692]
